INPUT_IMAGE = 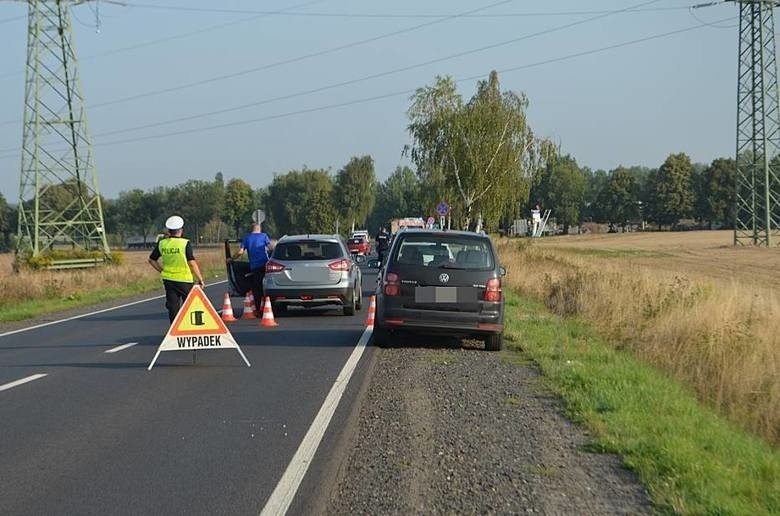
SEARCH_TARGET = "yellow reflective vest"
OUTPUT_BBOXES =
[157,237,193,283]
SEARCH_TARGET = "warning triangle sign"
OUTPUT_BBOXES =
[148,286,250,370]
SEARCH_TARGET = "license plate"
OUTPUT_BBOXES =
[415,286,457,303]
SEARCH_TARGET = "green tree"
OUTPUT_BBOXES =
[696,158,736,229]
[223,178,255,237]
[531,155,586,234]
[334,155,377,232]
[582,168,609,222]
[367,166,423,232]
[0,191,12,250]
[603,167,639,229]
[406,72,553,231]
[168,180,222,244]
[114,188,166,244]
[653,153,695,229]
[266,169,337,235]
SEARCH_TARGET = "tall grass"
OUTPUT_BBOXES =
[497,239,780,445]
[0,248,226,320]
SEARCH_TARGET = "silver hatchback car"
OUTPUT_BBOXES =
[263,235,362,316]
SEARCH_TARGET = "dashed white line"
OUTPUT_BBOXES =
[0,373,48,393]
[260,325,372,516]
[105,342,138,354]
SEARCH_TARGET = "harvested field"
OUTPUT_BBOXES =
[538,230,780,291]
[497,231,780,445]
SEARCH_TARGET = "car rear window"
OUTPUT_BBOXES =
[348,237,365,245]
[273,240,343,261]
[392,235,494,270]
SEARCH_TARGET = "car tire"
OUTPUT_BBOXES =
[485,333,503,351]
[272,303,287,316]
[373,326,391,348]
[343,289,356,316]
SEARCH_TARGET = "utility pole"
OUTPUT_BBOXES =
[733,0,780,246]
[16,0,110,260]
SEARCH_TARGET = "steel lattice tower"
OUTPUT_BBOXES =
[16,0,110,257]
[735,0,780,246]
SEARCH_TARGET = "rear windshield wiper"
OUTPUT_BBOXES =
[439,263,467,269]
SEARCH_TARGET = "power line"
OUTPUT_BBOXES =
[0,0,327,81]
[0,0,513,128]
[83,0,670,139]
[0,0,661,144]
[123,3,692,18]
[0,15,25,25]
[0,15,734,161]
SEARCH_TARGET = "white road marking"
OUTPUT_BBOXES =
[0,373,48,393]
[105,342,138,354]
[260,325,373,516]
[0,280,228,339]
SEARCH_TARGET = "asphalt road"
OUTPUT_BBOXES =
[0,271,378,515]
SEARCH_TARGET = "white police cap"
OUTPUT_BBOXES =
[165,215,184,230]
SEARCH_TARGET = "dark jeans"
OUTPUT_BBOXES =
[250,267,266,310]
[163,279,194,323]
[377,248,387,266]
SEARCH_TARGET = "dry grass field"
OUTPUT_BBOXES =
[497,230,780,445]
[0,247,226,308]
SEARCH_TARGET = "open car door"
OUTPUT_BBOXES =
[224,239,253,297]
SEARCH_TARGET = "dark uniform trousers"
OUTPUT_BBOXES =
[163,279,194,323]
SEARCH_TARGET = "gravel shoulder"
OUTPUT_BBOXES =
[328,339,652,515]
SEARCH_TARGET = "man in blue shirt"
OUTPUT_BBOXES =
[228,222,272,311]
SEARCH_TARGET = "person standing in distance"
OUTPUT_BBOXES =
[375,226,390,266]
[148,215,205,322]
[228,221,272,310]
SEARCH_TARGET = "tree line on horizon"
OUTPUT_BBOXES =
[0,70,739,250]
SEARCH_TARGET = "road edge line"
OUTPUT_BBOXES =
[0,280,227,339]
[260,325,373,516]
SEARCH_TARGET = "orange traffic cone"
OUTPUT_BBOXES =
[365,295,376,327]
[221,292,237,322]
[241,292,257,319]
[260,296,279,327]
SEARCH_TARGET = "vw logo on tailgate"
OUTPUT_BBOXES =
[438,273,450,284]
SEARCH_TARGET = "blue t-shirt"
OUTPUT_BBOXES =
[242,232,271,270]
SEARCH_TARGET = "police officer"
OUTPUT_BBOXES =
[148,215,205,322]
[375,226,390,266]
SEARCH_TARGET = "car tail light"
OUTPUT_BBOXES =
[384,272,400,296]
[484,278,502,302]
[328,259,350,271]
[266,260,285,273]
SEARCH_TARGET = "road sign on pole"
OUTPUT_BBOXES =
[252,209,266,224]
[436,201,449,217]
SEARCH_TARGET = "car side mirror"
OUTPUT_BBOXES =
[499,266,506,277]
[366,258,380,269]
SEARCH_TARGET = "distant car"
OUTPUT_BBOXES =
[263,234,362,315]
[347,235,370,256]
[373,229,505,350]
[350,230,370,242]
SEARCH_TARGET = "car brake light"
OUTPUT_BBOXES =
[485,278,502,302]
[384,272,400,296]
[266,260,285,273]
[328,259,350,271]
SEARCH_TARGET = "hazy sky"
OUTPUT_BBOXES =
[0,0,736,200]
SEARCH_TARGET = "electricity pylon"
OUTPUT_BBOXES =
[16,0,110,258]
[734,0,780,246]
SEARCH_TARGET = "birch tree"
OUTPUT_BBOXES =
[406,72,553,230]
